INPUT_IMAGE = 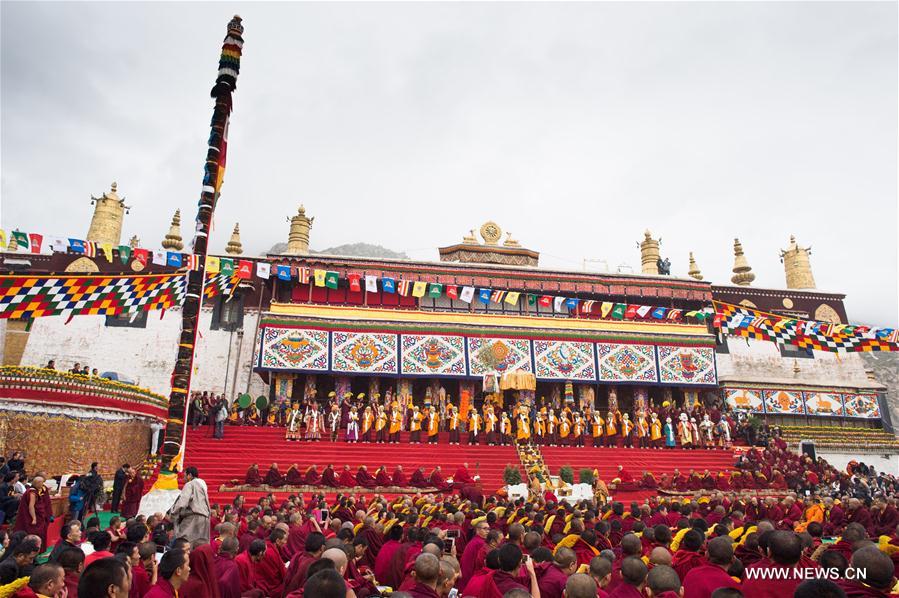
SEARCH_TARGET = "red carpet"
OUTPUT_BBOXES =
[185,427,521,505]
[185,428,739,506]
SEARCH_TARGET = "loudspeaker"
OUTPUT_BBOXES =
[800,440,816,461]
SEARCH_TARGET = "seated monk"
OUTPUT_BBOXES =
[616,466,636,491]
[245,464,262,486]
[702,471,717,490]
[429,466,452,491]
[264,463,285,487]
[356,466,377,489]
[304,465,321,485]
[392,465,407,486]
[285,463,304,486]
[453,463,476,487]
[321,464,338,487]
[375,466,391,487]
[338,465,357,487]
[641,471,658,489]
[410,467,429,488]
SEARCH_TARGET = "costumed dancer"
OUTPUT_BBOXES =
[286,403,302,441]
[468,408,481,445]
[717,416,732,449]
[664,417,676,448]
[327,404,341,442]
[346,406,359,443]
[305,403,323,441]
[375,405,388,443]
[678,413,692,448]
[700,414,715,448]
[447,405,460,445]
[650,412,663,449]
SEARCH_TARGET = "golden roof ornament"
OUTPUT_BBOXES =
[462,229,479,244]
[731,238,756,286]
[226,223,243,255]
[687,252,703,280]
[161,209,184,251]
[129,235,140,249]
[639,230,660,275]
[779,235,816,290]
[503,232,521,248]
[480,222,502,245]
[286,204,314,255]
[87,181,130,246]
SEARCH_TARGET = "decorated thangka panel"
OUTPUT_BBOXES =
[467,337,533,376]
[842,394,881,419]
[656,346,717,385]
[596,343,658,383]
[763,389,805,415]
[331,331,399,374]
[400,334,467,377]
[260,327,330,371]
[803,392,845,417]
[725,388,765,413]
[533,340,596,381]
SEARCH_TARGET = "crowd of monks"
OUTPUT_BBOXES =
[243,389,740,450]
[192,465,899,598]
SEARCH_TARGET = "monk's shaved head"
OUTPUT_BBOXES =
[851,546,896,589]
[621,556,648,586]
[322,547,348,574]
[621,533,642,556]
[565,573,597,598]
[647,565,681,594]
[554,547,577,569]
[414,553,440,584]
[649,547,672,566]
[707,536,735,565]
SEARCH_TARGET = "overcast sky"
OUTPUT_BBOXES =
[2,2,896,325]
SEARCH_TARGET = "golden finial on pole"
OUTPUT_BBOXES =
[161,210,184,251]
[731,238,755,286]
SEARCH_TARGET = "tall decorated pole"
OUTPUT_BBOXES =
[161,16,244,473]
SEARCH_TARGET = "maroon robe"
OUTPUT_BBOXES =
[213,552,242,598]
[876,506,899,537]
[375,468,392,486]
[14,486,52,547]
[410,468,429,488]
[285,467,304,486]
[743,559,813,598]
[392,467,408,486]
[254,541,286,597]
[849,507,875,537]
[373,540,403,588]
[304,466,321,485]
[245,466,262,486]
[683,565,740,598]
[263,466,285,488]
[356,467,377,489]
[824,504,845,535]
[283,552,317,595]
[671,550,705,582]
[454,466,475,486]
[429,470,451,491]
[339,468,357,487]
[121,474,144,519]
[836,579,894,598]
[321,466,339,487]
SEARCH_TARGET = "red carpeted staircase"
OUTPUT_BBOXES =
[185,427,522,505]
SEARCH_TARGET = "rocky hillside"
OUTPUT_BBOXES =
[267,242,408,259]
[861,352,899,434]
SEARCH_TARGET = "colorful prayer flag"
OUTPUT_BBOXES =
[527,294,538,306]
[565,298,580,310]
[490,290,506,304]
[118,245,132,265]
[459,286,475,303]
[28,233,43,254]
[237,260,253,279]
[186,254,200,271]
[276,265,291,280]
[412,281,427,298]
[382,277,396,293]
[100,243,114,263]
[347,273,362,292]
[611,303,626,319]
[651,307,667,319]
[600,302,614,318]
[445,285,459,300]
[625,305,639,319]
[0,231,5,249]
[636,305,652,318]
[580,300,596,314]
[538,295,552,307]
[134,248,149,266]
[11,231,29,250]
[365,275,378,293]
[83,242,97,258]
[505,291,520,306]
[220,258,235,276]
[166,252,183,267]
[553,297,565,311]
[396,280,412,296]
[428,283,444,298]
[478,289,492,304]
[324,271,339,289]
[206,256,221,274]
[313,269,327,287]
[666,309,682,320]
[69,238,86,254]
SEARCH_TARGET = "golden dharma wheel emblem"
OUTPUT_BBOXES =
[480,221,502,245]
[782,297,794,309]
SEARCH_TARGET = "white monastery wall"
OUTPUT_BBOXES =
[19,309,266,400]
[816,450,899,477]
[716,337,877,388]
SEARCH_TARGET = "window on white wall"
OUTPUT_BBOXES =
[105,311,148,329]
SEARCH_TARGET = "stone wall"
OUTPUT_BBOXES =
[0,411,153,477]
[18,307,266,400]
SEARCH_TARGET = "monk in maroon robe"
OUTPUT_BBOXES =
[686,471,701,491]
[121,472,144,519]
[391,466,407,486]
[321,465,339,487]
[848,500,876,537]
[285,464,304,486]
[304,465,321,485]
[356,466,377,489]
[824,501,846,536]
[410,467,429,488]
[375,466,391,487]
[454,463,476,487]
[263,463,285,488]
[640,472,658,490]
[245,464,262,486]
[875,500,899,537]
[338,466,357,487]
[429,466,452,491]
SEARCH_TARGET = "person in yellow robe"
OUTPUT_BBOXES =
[650,412,663,449]
[516,412,531,442]
[559,412,571,445]
[362,406,374,442]
[375,406,388,444]
[592,410,605,447]
[427,407,440,443]
[621,413,633,448]
[534,412,546,444]
[547,409,559,446]
[389,406,402,443]
[636,411,649,448]
[606,409,619,447]
[409,407,423,443]
[468,408,482,445]
[485,406,498,446]
[572,412,585,447]
[447,405,460,445]
[500,412,512,445]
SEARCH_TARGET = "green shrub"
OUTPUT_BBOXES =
[503,464,522,485]
[579,468,594,485]
[559,465,574,484]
